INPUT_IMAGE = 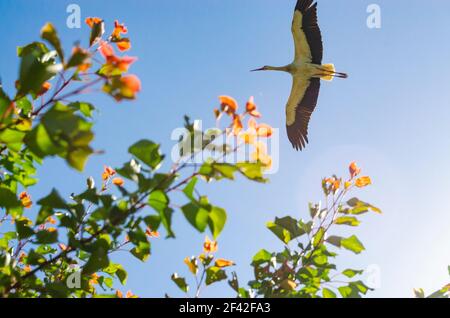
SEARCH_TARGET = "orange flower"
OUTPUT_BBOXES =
[349,162,361,179]
[247,118,272,138]
[184,257,198,274]
[19,192,32,209]
[24,265,31,273]
[232,115,243,136]
[47,216,57,225]
[99,42,115,59]
[125,290,135,298]
[120,75,141,94]
[355,176,372,188]
[102,165,116,180]
[112,20,128,38]
[58,243,68,251]
[219,96,238,115]
[46,227,57,233]
[85,17,102,28]
[203,236,218,254]
[240,129,256,144]
[215,258,235,268]
[256,123,273,138]
[245,96,261,118]
[111,21,131,52]
[89,273,99,285]
[251,142,272,168]
[37,82,52,96]
[145,227,160,238]
[99,42,137,72]
[324,177,341,192]
[116,39,131,52]
[116,290,123,298]
[112,177,124,186]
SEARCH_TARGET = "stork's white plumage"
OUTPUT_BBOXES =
[252,0,347,150]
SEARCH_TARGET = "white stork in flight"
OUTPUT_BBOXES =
[252,0,347,150]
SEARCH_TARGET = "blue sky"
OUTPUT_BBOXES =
[1,0,450,297]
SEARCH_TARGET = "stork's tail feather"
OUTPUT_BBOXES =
[319,64,348,81]
[320,64,335,81]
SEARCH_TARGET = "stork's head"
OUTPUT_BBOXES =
[251,66,270,72]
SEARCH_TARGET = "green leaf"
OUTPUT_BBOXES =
[16,42,61,97]
[346,198,382,214]
[16,218,35,239]
[313,227,325,248]
[171,274,189,293]
[213,163,238,180]
[251,249,272,266]
[41,23,64,62]
[342,269,363,278]
[181,202,209,233]
[182,177,198,201]
[35,229,58,244]
[208,206,227,239]
[27,249,46,265]
[68,102,95,118]
[148,190,168,213]
[24,124,61,157]
[129,140,164,170]
[338,286,354,298]
[148,190,174,237]
[38,189,67,208]
[15,96,33,115]
[349,280,370,295]
[427,288,449,298]
[326,235,342,248]
[130,241,151,261]
[236,162,267,183]
[0,186,21,209]
[322,288,337,298]
[82,238,110,275]
[206,266,227,285]
[334,216,360,227]
[266,216,305,244]
[341,235,365,254]
[115,265,128,285]
[36,189,68,224]
[25,103,94,171]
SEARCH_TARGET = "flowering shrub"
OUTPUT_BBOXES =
[170,162,383,298]
[0,18,270,297]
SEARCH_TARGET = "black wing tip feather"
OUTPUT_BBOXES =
[287,125,308,151]
[295,0,316,13]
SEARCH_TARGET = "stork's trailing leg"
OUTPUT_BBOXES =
[317,64,348,81]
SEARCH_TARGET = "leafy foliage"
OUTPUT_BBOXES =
[232,163,382,298]
[0,18,270,298]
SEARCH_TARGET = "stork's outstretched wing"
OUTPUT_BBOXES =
[292,0,323,64]
[286,77,321,150]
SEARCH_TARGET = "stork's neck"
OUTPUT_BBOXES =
[266,65,291,73]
